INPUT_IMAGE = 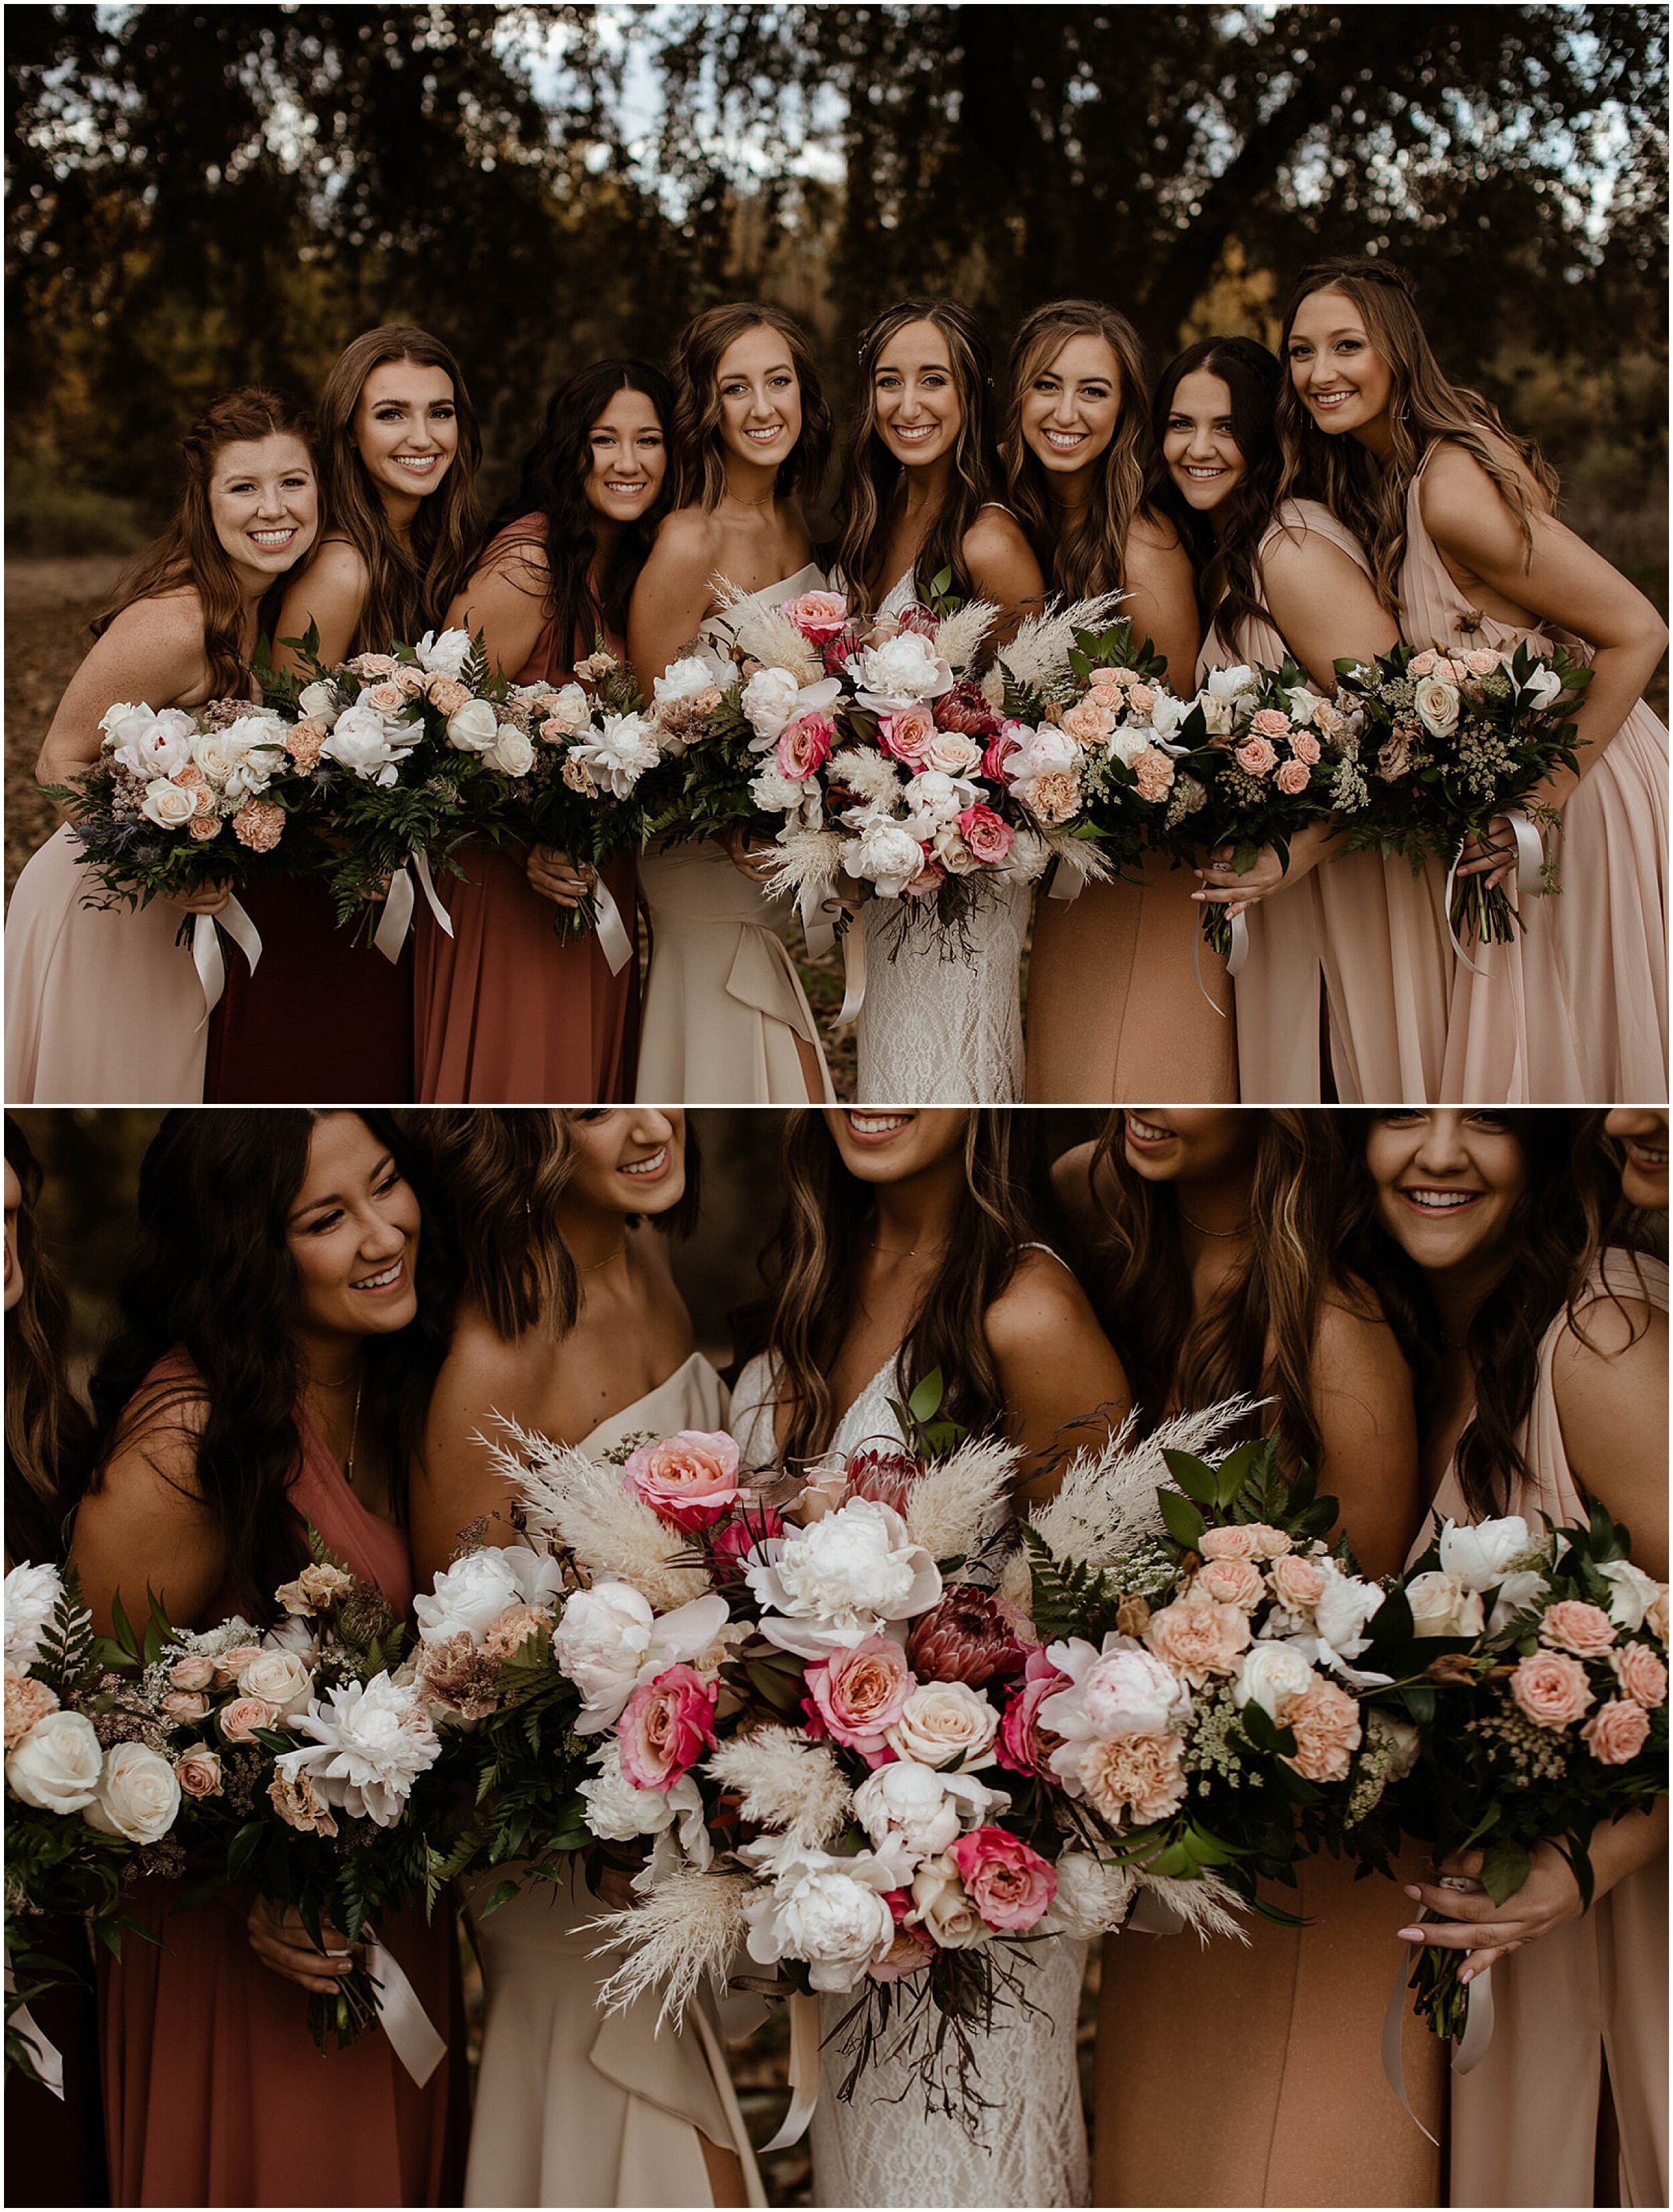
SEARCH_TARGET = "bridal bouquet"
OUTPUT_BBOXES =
[1371,1501,1667,2043]
[1332,637,1590,947]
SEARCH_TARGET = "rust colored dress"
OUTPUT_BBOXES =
[413,517,640,1103]
[98,1359,464,2207]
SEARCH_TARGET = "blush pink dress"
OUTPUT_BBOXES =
[1414,1252,1668,2207]
[98,1358,463,2207]
[413,519,640,1103]
[1400,450,1670,1101]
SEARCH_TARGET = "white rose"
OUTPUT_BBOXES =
[884,1683,999,1771]
[140,779,201,830]
[844,820,926,900]
[1037,1850,1136,1940]
[1108,727,1154,769]
[236,1649,315,1721]
[930,822,980,877]
[1437,1516,1532,1592]
[1312,1563,1385,1659]
[740,666,802,742]
[1521,665,1563,712]
[296,680,341,724]
[909,1854,988,1949]
[98,701,147,739]
[1198,692,1235,737]
[6,1709,104,1813]
[486,725,536,778]
[851,1758,999,1858]
[414,627,473,680]
[747,1498,942,1657]
[543,682,593,736]
[923,730,983,777]
[743,1849,899,1991]
[82,1740,181,1844]
[853,633,954,711]
[445,698,500,753]
[1598,1558,1662,1633]
[1232,1641,1316,1718]
[4,1562,64,1673]
[1487,1569,1548,1636]
[1405,1571,1484,1640]
[1413,677,1461,739]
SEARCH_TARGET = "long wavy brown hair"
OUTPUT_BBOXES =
[314,326,485,653]
[832,298,1000,612]
[1274,259,1559,614]
[1341,1112,1644,1519]
[668,302,832,513]
[5,1117,93,1567]
[1152,337,1287,647]
[92,387,317,697]
[1004,299,1164,604]
[733,1112,1064,1468]
[1080,1111,1369,1477]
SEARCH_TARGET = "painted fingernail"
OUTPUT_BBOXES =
[1397,1926,1425,1942]
[1403,1886,1422,1900]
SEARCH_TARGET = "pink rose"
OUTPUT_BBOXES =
[904,851,946,899]
[173,1744,224,1799]
[187,812,222,841]
[877,705,938,766]
[1288,729,1321,765]
[1581,1697,1652,1766]
[948,1827,1057,1932]
[1538,1600,1617,1659]
[213,1645,264,1687]
[218,1695,279,1744]
[4,1670,59,1748]
[1613,1642,1668,1707]
[1131,747,1176,804]
[982,727,1022,783]
[1243,1524,1293,1559]
[782,589,849,644]
[1273,759,1311,796]
[1144,1586,1251,1684]
[776,713,835,780]
[352,652,398,678]
[958,804,1013,864]
[1465,649,1500,675]
[616,1664,718,1790]
[1075,1730,1188,1827]
[1249,707,1292,739]
[869,1920,936,1980]
[1195,1558,1264,1610]
[360,681,406,716]
[1199,1525,1260,1562]
[426,676,470,717]
[393,665,429,699]
[996,1649,1071,1777]
[1235,736,1278,776]
[1278,1676,1362,1783]
[804,1636,916,1758]
[624,1431,741,1532]
[162,1690,211,1723]
[1268,1553,1329,1610]
[1509,1651,1595,1730]
[169,1655,217,1693]
[1408,650,1437,676]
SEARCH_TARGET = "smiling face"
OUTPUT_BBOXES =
[1160,371,1246,515]
[873,320,963,470]
[824,1109,968,1185]
[1285,288,1395,442]
[1121,1109,1256,1186]
[563,1109,687,1217]
[3,1159,21,1315]
[714,325,802,475]
[208,434,319,585]
[1365,1112,1529,1279]
[285,1115,421,1345]
[583,387,667,528]
[1604,1108,1670,1212]
[1021,333,1121,478]
[353,359,459,502]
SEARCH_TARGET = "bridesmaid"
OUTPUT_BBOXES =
[3,1115,107,2211]
[5,389,319,1103]
[730,1108,1131,2208]
[417,361,672,1101]
[1002,298,1227,1101]
[1154,337,1443,1101]
[1605,1106,1669,1214]
[1282,258,1670,1101]
[66,1111,462,2207]
[1351,1110,1667,2207]
[408,1109,761,2209]
[207,327,487,1103]
[1055,1107,1442,2206]
[628,302,835,1105]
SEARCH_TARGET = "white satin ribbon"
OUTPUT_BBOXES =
[1048,857,1084,903]
[373,852,454,964]
[5,1961,64,2100]
[1190,908,1246,1017]
[190,896,262,1028]
[1443,810,1544,977]
[592,874,632,976]
[365,1937,446,2087]
[800,882,839,963]
[758,1989,822,2152]
[833,913,867,1028]
[1381,1882,1497,2146]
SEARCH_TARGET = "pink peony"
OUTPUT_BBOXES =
[1509,1651,1595,1730]
[1195,1557,1265,1610]
[1235,736,1278,776]
[218,1695,279,1743]
[616,1664,718,1790]
[1249,707,1292,739]
[907,1587,1029,1689]
[948,1827,1057,1932]
[1613,1642,1668,1708]
[1076,1730,1188,1827]
[877,705,938,767]
[782,589,849,644]
[1538,1600,1617,1660]
[1273,759,1312,796]
[173,1745,224,1799]
[4,1669,59,1748]
[803,1635,915,1757]
[1269,1554,1329,1611]
[360,681,406,716]
[996,1649,1071,1776]
[623,1431,741,1532]
[232,798,285,852]
[1278,1676,1362,1783]
[1288,729,1322,765]
[1144,1587,1251,1684]
[1131,747,1176,804]
[776,713,835,780]
[958,804,1014,864]
[1582,1697,1652,1766]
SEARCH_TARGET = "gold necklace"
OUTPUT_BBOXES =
[345,1374,363,1489]
[580,1243,628,1273]
[1179,1210,1247,1239]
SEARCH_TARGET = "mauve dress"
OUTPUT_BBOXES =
[1415,1251,1668,2209]
[98,1358,464,2207]
[412,518,640,1103]
[1399,446,1669,1102]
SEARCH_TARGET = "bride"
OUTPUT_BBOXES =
[830,302,1048,1105]
[410,1109,762,2209]
[729,1107,1131,2207]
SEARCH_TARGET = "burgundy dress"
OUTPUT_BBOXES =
[413,517,640,1103]
[98,1359,463,2207]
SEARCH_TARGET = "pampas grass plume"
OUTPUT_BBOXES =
[710,578,824,684]
[488,1414,709,1612]
[705,1726,852,1847]
[590,1867,754,2031]
[903,1436,1019,1561]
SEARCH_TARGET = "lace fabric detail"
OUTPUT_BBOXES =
[855,884,1030,1105]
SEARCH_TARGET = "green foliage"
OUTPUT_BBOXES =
[1020,1524,1127,1644]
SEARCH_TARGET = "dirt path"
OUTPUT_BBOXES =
[5,559,126,901]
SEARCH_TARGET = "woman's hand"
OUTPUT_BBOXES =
[1452,812,1522,891]
[246,1896,356,1995]
[161,881,233,919]
[1396,1841,1584,1980]
[721,827,780,885]
[526,843,593,909]
[1193,843,1288,921]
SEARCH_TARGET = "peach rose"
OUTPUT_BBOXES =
[1509,1651,1595,1730]
[4,1668,59,1749]
[169,1654,217,1692]
[1076,1729,1188,1827]
[359,681,406,716]
[1199,1525,1259,1562]
[391,664,429,699]
[782,589,849,644]
[1126,683,1157,716]
[426,676,471,717]
[1538,1600,1617,1659]
[1465,649,1500,675]
[1278,1676,1362,1782]
[1195,1558,1265,1610]
[1581,1697,1652,1766]
[777,712,835,780]
[1249,707,1292,739]
[213,1645,264,1686]
[187,812,222,840]
[352,652,398,678]
[1313,700,1346,738]
[623,1430,741,1532]
[1408,650,1438,676]
[1650,1588,1670,1645]
[1288,729,1321,765]
[958,804,1015,864]
[869,1920,935,1981]
[218,1695,279,1743]
[805,1635,915,1758]
[923,730,984,777]
[1234,736,1277,776]
[877,705,938,767]
[1131,747,1176,804]
[1613,1642,1668,1707]
[1144,1586,1251,1684]
[1269,1553,1329,1611]
[162,1690,211,1723]
[173,1744,224,1798]
[1243,1524,1293,1559]
[1274,759,1311,796]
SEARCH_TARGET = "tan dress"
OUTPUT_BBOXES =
[463,1353,765,2209]
[1400,448,1670,1102]
[1417,1251,1668,2208]
[1199,500,1451,1103]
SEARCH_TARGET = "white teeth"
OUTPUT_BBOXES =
[1184,467,1225,479]
[622,1146,668,1176]
[393,454,438,468]
[892,424,936,440]
[1402,1190,1479,1209]
[1044,431,1085,448]
[353,1261,403,1289]
[850,1113,911,1135]
[251,529,295,546]
[1127,1114,1171,1142]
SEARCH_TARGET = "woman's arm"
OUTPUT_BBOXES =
[962,510,1049,651]
[35,593,211,787]
[66,1392,225,1638]
[271,539,371,674]
[1304,1295,1422,1579]
[626,510,722,690]
[445,539,553,682]
[410,1314,542,1589]
[986,1249,1132,1507]
[1122,514,1201,686]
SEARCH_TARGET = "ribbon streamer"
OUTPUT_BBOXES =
[373,852,455,965]
[1048,856,1084,903]
[1443,810,1544,978]
[1189,908,1245,1018]
[799,882,839,963]
[833,913,867,1029]
[5,1961,64,2101]
[758,1989,822,2152]
[365,1938,446,2088]
[1381,1879,1496,2146]
[190,895,263,1028]
[592,875,632,977]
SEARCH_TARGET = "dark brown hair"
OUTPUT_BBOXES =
[5,1117,93,1567]
[1151,337,1285,646]
[668,303,832,512]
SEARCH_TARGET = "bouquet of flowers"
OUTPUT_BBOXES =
[1333,636,1589,947]
[1164,660,1371,955]
[1372,1502,1667,2042]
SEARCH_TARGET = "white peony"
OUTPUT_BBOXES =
[1413,678,1461,739]
[6,1709,104,1813]
[739,667,799,741]
[1040,1634,1191,1742]
[747,1498,942,1658]
[741,1846,901,1991]
[82,1741,181,1843]
[750,765,812,816]
[1437,1516,1532,1592]
[235,1649,315,1721]
[110,706,198,781]
[274,1672,440,1827]
[901,769,978,830]
[571,711,660,799]
[909,1853,989,1948]
[4,1562,65,1673]
[1597,1558,1662,1633]
[553,1584,731,1732]
[1521,665,1563,711]
[1037,1849,1137,1939]
[843,819,925,899]
[296,680,341,724]
[1311,1562,1384,1660]
[485,725,535,779]
[1005,725,1077,781]
[653,654,726,711]
[444,697,500,753]
[1487,1569,1548,1637]
[1148,690,1192,740]
[1204,664,1257,708]
[1404,1570,1485,1640]
[1286,686,1326,727]
[416,1547,565,1648]
[140,779,201,830]
[852,1758,1000,1859]
[883,1682,999,1771]
[323,701,422,786]
[1232,1640,1316,1718]
[851,633,954,712]
[414,628,473,680]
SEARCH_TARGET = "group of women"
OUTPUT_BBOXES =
[7,261,1666,1107]
[6,1101,1667,2209]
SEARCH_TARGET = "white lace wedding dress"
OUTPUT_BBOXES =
[853,572,1031,1106]
[730,1335,1090,2210]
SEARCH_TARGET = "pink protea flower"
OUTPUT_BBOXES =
[711,1502,784,1564]
[232,798,285,852]
[934,678,1000,740]
[907,1587,1029,1689]
[845,1447,923,1517]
